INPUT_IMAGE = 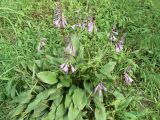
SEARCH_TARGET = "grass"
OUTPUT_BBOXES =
[0,0,160,119]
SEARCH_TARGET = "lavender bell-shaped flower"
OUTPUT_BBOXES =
[53,2,67,28]
[108,25,118,42]
[60,63,65,69]
[54,19,61,28]
[60,63,69,74]
[54,2,61,28]
[116,40,124,53]
[65,43,76,56]
[116,33,126,53]
[61,16,67,28]
[71,64,76,73]
[124,72,134,85]
[88,17,95,33]
[77,23,81,28]
[54,16,67,28]
[60,63,76,74]
[88,22,94,32]
[94,82,107,97]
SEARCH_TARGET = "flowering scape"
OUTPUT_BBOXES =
[52,1,136,97]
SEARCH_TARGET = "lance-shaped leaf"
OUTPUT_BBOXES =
[13,91,33,104]
[94,99,106,120]
[25,88,56,113]
[72,88,88,110]
[9,105,26,118]
[37,71,58,84]
[56,104,66,119]
[100,61,116,79]
[68,103,80,120]
[65,94,72,108]
[95,107,106,120]
[32,101,48,118]
[42,102,57,120]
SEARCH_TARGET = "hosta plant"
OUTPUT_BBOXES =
[7,1,144,120]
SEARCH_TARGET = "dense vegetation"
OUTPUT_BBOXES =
[0,0,160,120]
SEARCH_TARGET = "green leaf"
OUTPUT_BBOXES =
[72,88,88,110]
[9,105,26,118]
[65,94,72,108]
[68,103,80,120]
[121,112,137,120]
[13,91,33,104]
[94,97,105,109]
[46,55,63,65]
[37,88,56,100]
[68,85,76,96]
[0,77,10,81]
[35,60,43,68]
[110,99,121,110]
[60,76,71,87]
[95,105,106,120]
[25,88,56,113]
[57,83,63,89]
[55,104,66,119]
[83,81,92,94]
[27,62,35,72]
[54,95,63,107]
[32,101,48,118]
[100,61,116,79]
[49,89,62,101]
[37,71,58,84]
[76,44,84,61]
[11,84,16,98]
[121,97,134,110]
[6,79,13,97]
[43,103,57,120]
[25,99,41,113]
[113,91,125,100]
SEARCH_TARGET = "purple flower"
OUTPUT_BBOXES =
[60,63,76,74]
[112,25,118,36]
[60,63,69,74]
[60,63,65,69]
[71,64,76,73]
[109,35,117,42]
[116,40,124,53]
[124,73,134,85]
[88,21,94,32]
[54,17,67,28]
[108,25,118,42]
[54,19,61,28]
[116,33,126,53]
[65,43,76,56]
[54,2,67,29]
[94,82,107,97]
[77,23,81,27]
[88,17,95,33]
[61,17,67,28]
